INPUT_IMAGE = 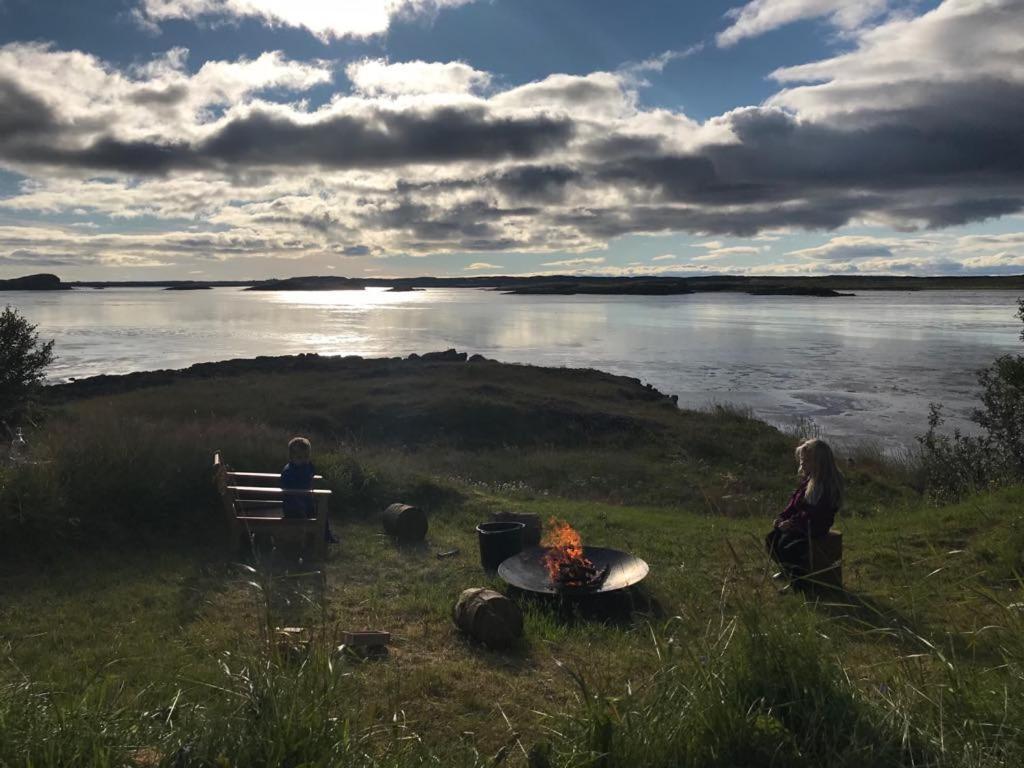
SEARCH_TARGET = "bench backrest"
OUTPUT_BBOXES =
[213,451,329,521]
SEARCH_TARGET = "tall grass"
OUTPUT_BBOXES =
[2,589,1020,767]
[535,600,1023,768]
[0,643,455,767]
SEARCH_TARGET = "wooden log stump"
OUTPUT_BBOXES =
[452,588,523,649]
[382,503,428,542]
[808,530,843,589]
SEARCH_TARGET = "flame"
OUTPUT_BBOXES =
[542,517,594,583]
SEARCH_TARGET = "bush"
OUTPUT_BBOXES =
[0,305,55,429]
[918,298,1024,501]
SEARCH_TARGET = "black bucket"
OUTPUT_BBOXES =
[476,521,525,572]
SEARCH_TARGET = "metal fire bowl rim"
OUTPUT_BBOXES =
[497,545,649,596]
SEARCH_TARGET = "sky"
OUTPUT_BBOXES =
[1,0,1023,280]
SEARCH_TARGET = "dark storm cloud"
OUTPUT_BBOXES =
[199,106,574,168]
[578,86,1024,217]
[493,165,582,203]
[359,198,537,245]
[551,195,888,239]
[0,78,56,140]
[0,100,575,175]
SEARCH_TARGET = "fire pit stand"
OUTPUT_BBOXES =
[497,546,649,596]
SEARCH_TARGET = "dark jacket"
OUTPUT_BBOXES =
[281,461,316,518]
[775,477,837,538]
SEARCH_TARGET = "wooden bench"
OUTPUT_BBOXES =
[806,529,843,589]
[213,452,331,561]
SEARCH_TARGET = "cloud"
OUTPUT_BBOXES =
[619,45,705,77]
[766,232,1024,275]
[138,0,477,41]
[786,236,898,261]
[651,254,677,261]
[346,58,491,96]
[3,1,1024,269]
[0,223,323,269]
[691,245,764,261]
[464,261,502,270]
[540,256,606,267]
[769,0,1024,122]
[718,0,889,47]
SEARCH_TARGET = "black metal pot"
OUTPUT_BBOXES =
[476,521,525,572]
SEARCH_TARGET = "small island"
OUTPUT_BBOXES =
[0,273,71,291]
[502,278,694,296]
[245,276,366,291]
[747,287,854,297]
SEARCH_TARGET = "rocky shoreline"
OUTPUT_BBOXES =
[44,349,681,407]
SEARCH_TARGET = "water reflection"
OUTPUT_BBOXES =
[3,287,1020,447]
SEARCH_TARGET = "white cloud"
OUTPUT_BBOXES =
[651,254,677,261]
[138,0,477,41]
[0,223,321,268]
[491,72,638,121]
[0,43,331,143]
[619,44,705,78]
[718,0,889,47]
[540,256,606,267]
[464,261,502,270]
[346,58,490,96]
[785,235,945,262]
[691,245,764,261]
[769,0,1024,120]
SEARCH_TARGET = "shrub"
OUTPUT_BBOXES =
[0,305,55,429]
[918,298,1024,501]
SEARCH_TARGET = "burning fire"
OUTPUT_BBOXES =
[542,517,606,589]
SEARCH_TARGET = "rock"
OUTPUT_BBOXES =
[452,588,523,649]
[468,353,488,363]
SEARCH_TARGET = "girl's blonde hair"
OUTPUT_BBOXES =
[797,438,843,510]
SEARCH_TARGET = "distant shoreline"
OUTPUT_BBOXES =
[5,271,1024,295]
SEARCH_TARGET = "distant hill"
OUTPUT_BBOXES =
[5,272,1024,294]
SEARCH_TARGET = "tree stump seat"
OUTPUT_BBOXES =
[807,529,843,589]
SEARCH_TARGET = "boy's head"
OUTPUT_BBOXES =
[288,436,312,464]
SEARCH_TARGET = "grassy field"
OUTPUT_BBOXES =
[0,355,1021,767]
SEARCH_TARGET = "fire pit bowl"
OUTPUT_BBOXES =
[498,546,649,595]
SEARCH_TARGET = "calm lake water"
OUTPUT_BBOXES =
[4,287,1021,448]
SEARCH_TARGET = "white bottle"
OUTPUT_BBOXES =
[9,428,27,464]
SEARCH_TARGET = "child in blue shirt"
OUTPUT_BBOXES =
[281,436,338,543]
